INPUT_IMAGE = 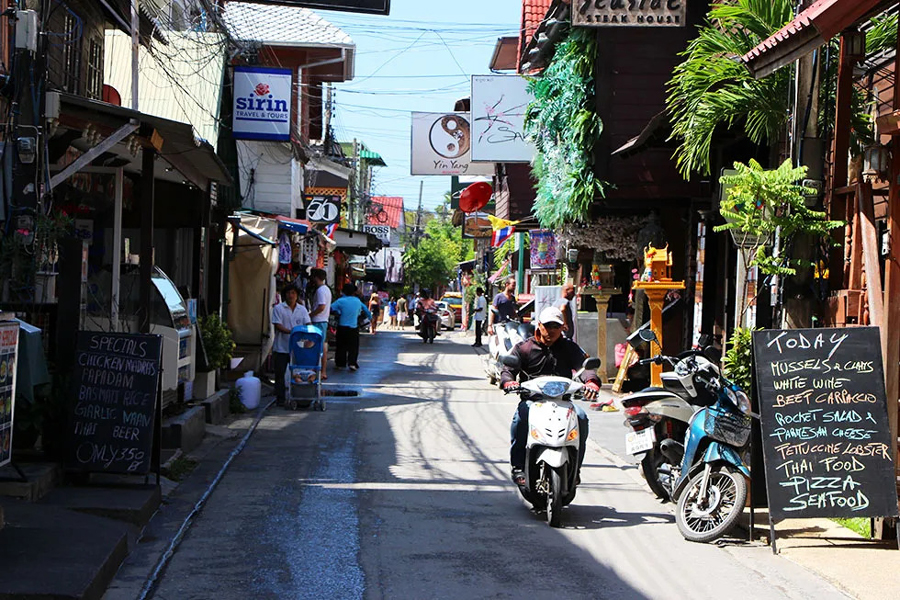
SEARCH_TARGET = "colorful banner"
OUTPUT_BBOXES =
[0,322,20,468]
[530,230,558,270]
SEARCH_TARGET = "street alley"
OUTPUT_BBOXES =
[107,332,849,600]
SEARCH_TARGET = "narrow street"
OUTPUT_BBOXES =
[124,332,845,600]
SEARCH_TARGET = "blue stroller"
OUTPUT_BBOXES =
[285,325,325,411]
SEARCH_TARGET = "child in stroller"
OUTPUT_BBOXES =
[285,325,325,411]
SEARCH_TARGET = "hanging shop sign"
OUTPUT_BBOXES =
[530,230,558,270]
[233,66,293,141]
[0,321,19,468]
[248,1,390,15]
[410,112,495,176]
[363,225,391,246]
[304,194,342,224]
[573,0,687,28]
[462,212,492,240]
[470,75,535,163]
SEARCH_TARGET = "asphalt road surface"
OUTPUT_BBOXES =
[131,331,849,600]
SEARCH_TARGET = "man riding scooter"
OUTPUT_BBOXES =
[501,307,601,486]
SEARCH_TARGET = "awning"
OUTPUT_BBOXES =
[359,149,386,167]
[741,0,891,79]
[612,111,671,157]
[56,92,232,189]
[332,227,382,255]
[275,215,310,234]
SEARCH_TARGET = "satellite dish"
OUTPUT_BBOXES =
[459,182,493,213]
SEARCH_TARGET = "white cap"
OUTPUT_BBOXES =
[538,307,565,326]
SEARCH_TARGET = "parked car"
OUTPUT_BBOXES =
[435,301,456,330]
[440,292,463,322]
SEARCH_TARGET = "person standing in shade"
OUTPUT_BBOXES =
[308,269,332,380]
[553,282,577,340]
[272,285,310,405]
[472,287,487,347]
[396,295,408,329]
[331,283,371,371]
[488,276,518,335]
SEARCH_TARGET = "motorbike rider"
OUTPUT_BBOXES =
[487,276,518,335]
[501,306,601,486]
[416,290,439,338]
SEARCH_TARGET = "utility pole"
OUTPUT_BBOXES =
[350,138,359,228]
[10,7,40,217]
[413,180,423,248]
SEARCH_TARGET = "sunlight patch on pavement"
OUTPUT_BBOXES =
[297,480,508,492]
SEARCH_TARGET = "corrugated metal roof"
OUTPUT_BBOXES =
[223,1,355,48]
[742,0,890,78]
[104,30,226,147]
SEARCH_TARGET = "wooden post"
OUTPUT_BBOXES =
[583,288,621,383]
[140,146,156,335]
[829,34,856,291]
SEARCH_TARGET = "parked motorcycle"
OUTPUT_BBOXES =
[501,354,601,528]
[621,333,720,501]
[637,331,752,543]
[485,317,533,385]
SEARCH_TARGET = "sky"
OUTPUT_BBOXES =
[321,0,522,212]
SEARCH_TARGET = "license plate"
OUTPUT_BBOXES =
[625,428,656,455]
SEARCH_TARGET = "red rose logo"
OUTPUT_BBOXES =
[254,83,270,96]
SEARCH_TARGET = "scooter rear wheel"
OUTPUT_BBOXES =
[676,464,746,543]
[641,448,671,502]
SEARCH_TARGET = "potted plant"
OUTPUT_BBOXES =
[195,315,235,399]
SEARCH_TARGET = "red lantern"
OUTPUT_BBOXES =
[459,182,493,213]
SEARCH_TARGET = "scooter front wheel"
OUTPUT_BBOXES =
[546,466,563,528]
[676,464,746,543]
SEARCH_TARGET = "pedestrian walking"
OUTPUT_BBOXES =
[397,295,408,329]
[272,285,310,404]
[472,287,487,347]
[331,283,371,371]
[388,297,398,329]
[368,293,381,334]
[308,268,332,380]
[553,282,577,340]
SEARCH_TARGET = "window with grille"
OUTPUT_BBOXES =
[86,39,102,99]
[62,13,81,92]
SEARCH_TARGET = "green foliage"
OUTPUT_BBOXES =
[0,211,74,303]
[722,326,755,395]
[714,159,843,276]
[403,218,470,292]
[524,28,607,228]
[199,314,235,371]
[667,0,794,177]
[229,385,247,414]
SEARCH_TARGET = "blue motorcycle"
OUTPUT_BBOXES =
[639,330,752,543]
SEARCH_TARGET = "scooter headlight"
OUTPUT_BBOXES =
[539,381,569,398]
[726,387,752,415]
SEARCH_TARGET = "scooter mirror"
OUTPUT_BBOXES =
[638,329,658,343]
[500,354,521,370]
[582,357,601,371]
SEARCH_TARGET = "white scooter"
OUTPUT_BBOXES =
[502,354,601,528]
[485,312,533,385]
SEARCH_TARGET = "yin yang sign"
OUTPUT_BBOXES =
[429,115,470,159]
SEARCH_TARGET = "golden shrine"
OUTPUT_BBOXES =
[632,244,684,387]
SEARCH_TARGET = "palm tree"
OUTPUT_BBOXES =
[666,0,795,178]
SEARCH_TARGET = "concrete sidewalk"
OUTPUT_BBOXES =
[594,386,899,600]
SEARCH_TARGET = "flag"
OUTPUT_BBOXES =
[487,215,520,231]
[491,225,515,248]
[325,223,338,239]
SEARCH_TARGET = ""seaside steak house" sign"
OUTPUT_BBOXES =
[233,66,293,141]
[574,0,686,27]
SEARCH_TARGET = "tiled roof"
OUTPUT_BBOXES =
[368,196,404,230]
[519,0,553,65]
[742,0,885,76]
[223,1,354,48]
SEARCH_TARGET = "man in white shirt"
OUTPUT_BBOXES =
[272,285,310,404]
[472,287,487,348]
[308,269,332,379]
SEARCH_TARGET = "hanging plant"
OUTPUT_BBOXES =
[524,28,608,228]
[558,216,651,262]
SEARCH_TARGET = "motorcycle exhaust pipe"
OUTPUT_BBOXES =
[659,438,684,465]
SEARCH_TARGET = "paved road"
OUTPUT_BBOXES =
[139,331,848,600]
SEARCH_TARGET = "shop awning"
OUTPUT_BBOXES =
[741,0,891,79]
[275,215,310,234]
[55,92,232,190]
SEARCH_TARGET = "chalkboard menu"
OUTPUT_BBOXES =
[0,322,19,468]
[753,327,899,520]
[68,332,162,475]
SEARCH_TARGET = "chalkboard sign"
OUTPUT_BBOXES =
[753,327,899,521]
[68,332,162,475]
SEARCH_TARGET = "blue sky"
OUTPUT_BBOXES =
[323,0,522,211]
